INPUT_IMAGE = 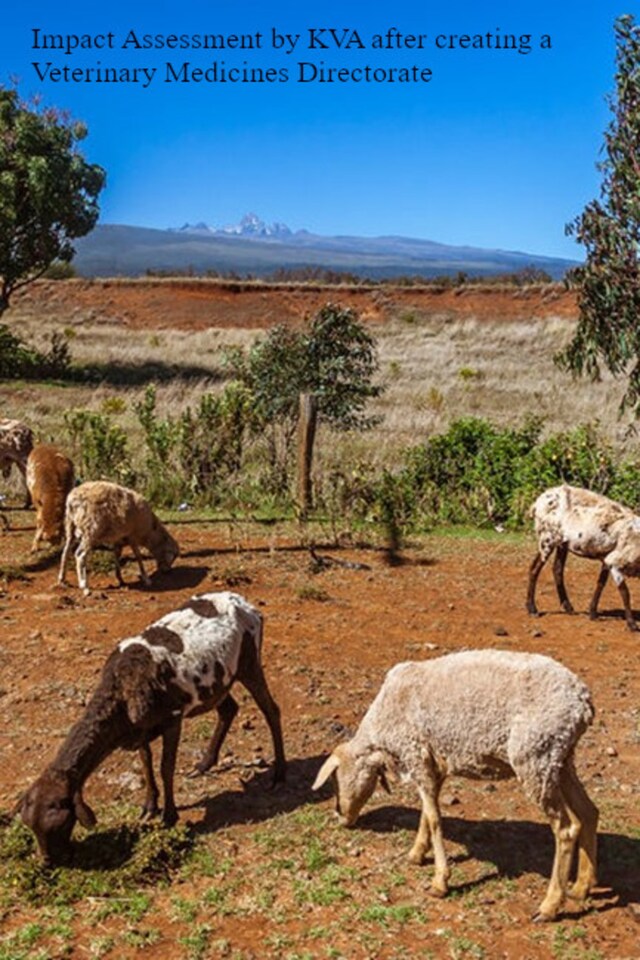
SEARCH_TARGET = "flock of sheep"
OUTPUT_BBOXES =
[0,414,636,922]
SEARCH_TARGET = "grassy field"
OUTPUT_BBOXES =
[0,283,634,491]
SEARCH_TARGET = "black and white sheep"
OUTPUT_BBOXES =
[58,480,179,594]
[527,483,640,631]
[313,649,597,922]
[19,591,286,865]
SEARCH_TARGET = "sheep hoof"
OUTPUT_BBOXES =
[408,849,426,865]
[139,806,160,822]
[532,911,556,923]
[427,883,447,899]
[186,765,207,779]
[567,883,589,902]
[162,810,179,827]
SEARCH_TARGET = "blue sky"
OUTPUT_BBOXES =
[1,1,633,259]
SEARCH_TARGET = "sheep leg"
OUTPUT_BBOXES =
[138,744,160,820]
[552,543,574,613]
[408,771,443,865]
[588,564,609,621]
[190,694,239,776]
[74,544,90,596]
[58,532,75,585]
[113,546,125,586]
[160,718,182,826]
[412,783,449,897]
[239,667,286,785]
[130,543,151,587]
[526,552,548,615]
[614,578,638,632]
[560,762,598,902]
[0,512,9,532]
[534,796,578,921]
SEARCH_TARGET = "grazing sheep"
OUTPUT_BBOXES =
[0,418,34,507]
[26,444,75,551]
[527,483,640,631]
[58,480,179,595]
[19,591,286,865]
[313,649,597,922]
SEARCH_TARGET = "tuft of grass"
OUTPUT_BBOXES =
[296,583,331,603]
[0,817,195,906]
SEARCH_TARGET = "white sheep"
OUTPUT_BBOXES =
[527,483,640,631]
[58,480,179,595]
[26,444,75,551]
[0,418,34,507]
[313,649,597,922]
[18,591,286,865]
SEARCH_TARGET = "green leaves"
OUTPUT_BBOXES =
[559,16,640,414]
[0,86,105,312]
[226,303,382,432]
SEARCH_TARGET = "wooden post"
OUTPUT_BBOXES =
[297,393,318,519]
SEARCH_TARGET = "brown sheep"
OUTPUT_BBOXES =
[26,444,75,551]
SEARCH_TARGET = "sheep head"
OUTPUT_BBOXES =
[312,741,391,827]
[19,770,96,865]
[149,520,180,573]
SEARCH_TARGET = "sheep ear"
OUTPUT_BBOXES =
[74,793,97,828]
[312,753,340,790]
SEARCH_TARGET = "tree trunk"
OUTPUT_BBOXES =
[297,393,318,519]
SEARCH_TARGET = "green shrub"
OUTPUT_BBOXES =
[355,417,640,532]
[64,409,134,485]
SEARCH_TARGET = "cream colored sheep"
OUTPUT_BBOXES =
[26,444,75,551]
[58,480,179,595]
[313,649,597,922]
[527,484,640,631]
[0,418,34,507]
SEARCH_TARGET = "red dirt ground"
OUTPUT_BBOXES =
[12,278,579,331]
[0,512,638,959]
[1,281,637,959]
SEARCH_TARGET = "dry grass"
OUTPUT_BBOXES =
[1,291,634,477]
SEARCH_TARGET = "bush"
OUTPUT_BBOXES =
[64,409,134,486]
[0,324,72,379]
[355,417,640,532]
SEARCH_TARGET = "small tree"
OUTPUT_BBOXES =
[557,15,640,413]
[226,303,382,492]
[0,86,105,314]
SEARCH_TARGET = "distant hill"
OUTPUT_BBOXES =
[72,215,578,280]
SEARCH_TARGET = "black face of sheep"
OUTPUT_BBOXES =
[19,771,96,866]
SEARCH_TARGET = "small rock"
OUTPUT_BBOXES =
[606,746,618,757]
[441,793,460,807]
[494,626,509,637]
[531,629,543,638]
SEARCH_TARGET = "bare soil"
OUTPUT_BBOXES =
[0,512,638,959]
[12,278,578,332]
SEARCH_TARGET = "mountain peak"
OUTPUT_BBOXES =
[169,213,293,239]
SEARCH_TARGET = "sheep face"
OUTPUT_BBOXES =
[313,742,387,827]
[38,514,65,546]
[151,527,180,573]
[20,771,96,865]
